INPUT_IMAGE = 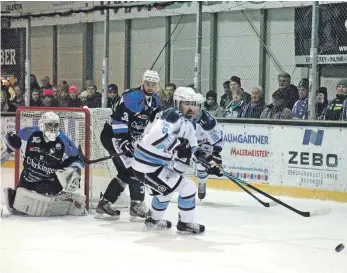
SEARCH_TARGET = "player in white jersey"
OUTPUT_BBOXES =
[132,87,222,234]
[194,107,224,200]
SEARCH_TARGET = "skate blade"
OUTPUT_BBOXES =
[94,212,120,220]
[143,226,171,232]
[176,230,205,236]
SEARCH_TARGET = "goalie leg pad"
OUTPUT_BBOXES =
[13,187,86,216]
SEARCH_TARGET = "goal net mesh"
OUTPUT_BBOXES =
[15,107,130,210]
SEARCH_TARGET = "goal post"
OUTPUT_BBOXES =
[14,106,130,210]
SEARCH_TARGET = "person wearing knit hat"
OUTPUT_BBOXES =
[229,76,251,104]
[67,85,82,108]
[323,79,347,120]
[260,88,293,119]
[42,89,58,107]
[203,90,223,117]
[292,78,309,119]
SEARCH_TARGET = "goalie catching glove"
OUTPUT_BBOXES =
[56,167,81,192]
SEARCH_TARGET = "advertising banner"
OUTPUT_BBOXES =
[220,123,271,184]
[219,122,347,193]
[295,3,347,65]
[271,126,347,192]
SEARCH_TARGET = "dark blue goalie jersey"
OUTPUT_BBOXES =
[6,126,84,184]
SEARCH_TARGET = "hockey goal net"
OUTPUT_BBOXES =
[15,106,130,210]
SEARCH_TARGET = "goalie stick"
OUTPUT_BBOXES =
[223,171,331,218]
[77,145,125,165]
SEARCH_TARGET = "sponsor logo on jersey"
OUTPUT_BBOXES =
[29,147,41,153]
[26,156,56,175]
[131,121,146,130]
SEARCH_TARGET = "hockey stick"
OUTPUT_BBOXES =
[226,175,277,208]
[223,171,331,217]
[78,145,125,165]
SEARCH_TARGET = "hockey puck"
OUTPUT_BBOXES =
[335,244,344,252]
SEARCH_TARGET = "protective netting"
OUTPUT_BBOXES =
[15,107,130,210]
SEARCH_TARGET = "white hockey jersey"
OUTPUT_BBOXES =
[133,107,197,174]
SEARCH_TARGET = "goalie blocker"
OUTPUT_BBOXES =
[2,111,87,217]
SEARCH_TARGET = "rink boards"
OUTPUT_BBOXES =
[1,115,347,202]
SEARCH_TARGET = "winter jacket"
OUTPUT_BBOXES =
[292,97,308,120]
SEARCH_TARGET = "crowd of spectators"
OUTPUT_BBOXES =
[1,72,346,121]
[1,75,120,113]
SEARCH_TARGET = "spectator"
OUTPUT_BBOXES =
[229,76,251,104]
[42,89,58,107]
[52,85,59,101]
[30,74,40,91]
[30,89,42,106]
[220,80,232,109]
[57,83,70,107]
[1,90,9,112]
[260,89,293,119]
[86,82,101,108]
[1,79,11,101]
[223,87,245,118]
[159,83,176,110]
[79,91,89,107]
[67,85,81,108]
[342,96,347,121]
[107,84,120,108]
[277,72,299,110]
[241,86,265,118]
[315,87,328,120]
[8,83,25,112]
[203,90,223,117]
[41,76,52,91]
[292,78,309,119]
[323,79,347,120]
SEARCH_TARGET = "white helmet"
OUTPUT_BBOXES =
[142,70,160,84]
[38,112,60,141]
[173,87,203,108]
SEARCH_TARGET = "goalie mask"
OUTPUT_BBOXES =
[38,112,60,141]
[142,70,160,96]
[173,87,203,119]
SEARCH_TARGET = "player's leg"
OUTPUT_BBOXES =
[196,163,208,200]
[96,122,126,219]
[141,167,181,230]
[176,177,205,234]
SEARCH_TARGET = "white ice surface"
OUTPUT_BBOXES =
[1,167,347,273]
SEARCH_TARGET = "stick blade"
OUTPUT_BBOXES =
[309,207,332,217]
[267,201,278,207]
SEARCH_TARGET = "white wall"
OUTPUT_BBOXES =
[170,14,211,95]
[57,24,84,88]
[265,8,302,104]
[31,26,53,85]
[93,21,125,93]
[131,17,166,89]
[216,10,261,101]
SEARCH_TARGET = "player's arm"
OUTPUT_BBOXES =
[111,95,136,156]
[55,132,85,193]
[1,127,39,164]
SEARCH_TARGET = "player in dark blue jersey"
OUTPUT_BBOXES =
[1,112,86,217]
[96,70,161,220]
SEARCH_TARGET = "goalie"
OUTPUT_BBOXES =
[1,111,86,217]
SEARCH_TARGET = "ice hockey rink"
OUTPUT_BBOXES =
[1,167,347,273]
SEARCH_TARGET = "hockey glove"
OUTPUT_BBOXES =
[175,137,192,159]
[56,167,81,193]
[205,154,223,177]
[119,139,134,158]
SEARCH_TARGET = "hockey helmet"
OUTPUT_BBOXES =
[39,112,60,141]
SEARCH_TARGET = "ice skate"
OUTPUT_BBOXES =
[177,220,205,234]
[95,194,120,220]
[144,217,172,230]
[129,201,150,221]
[198,182,206,200]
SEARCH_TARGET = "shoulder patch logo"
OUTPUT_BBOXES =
[55,143,62,150]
